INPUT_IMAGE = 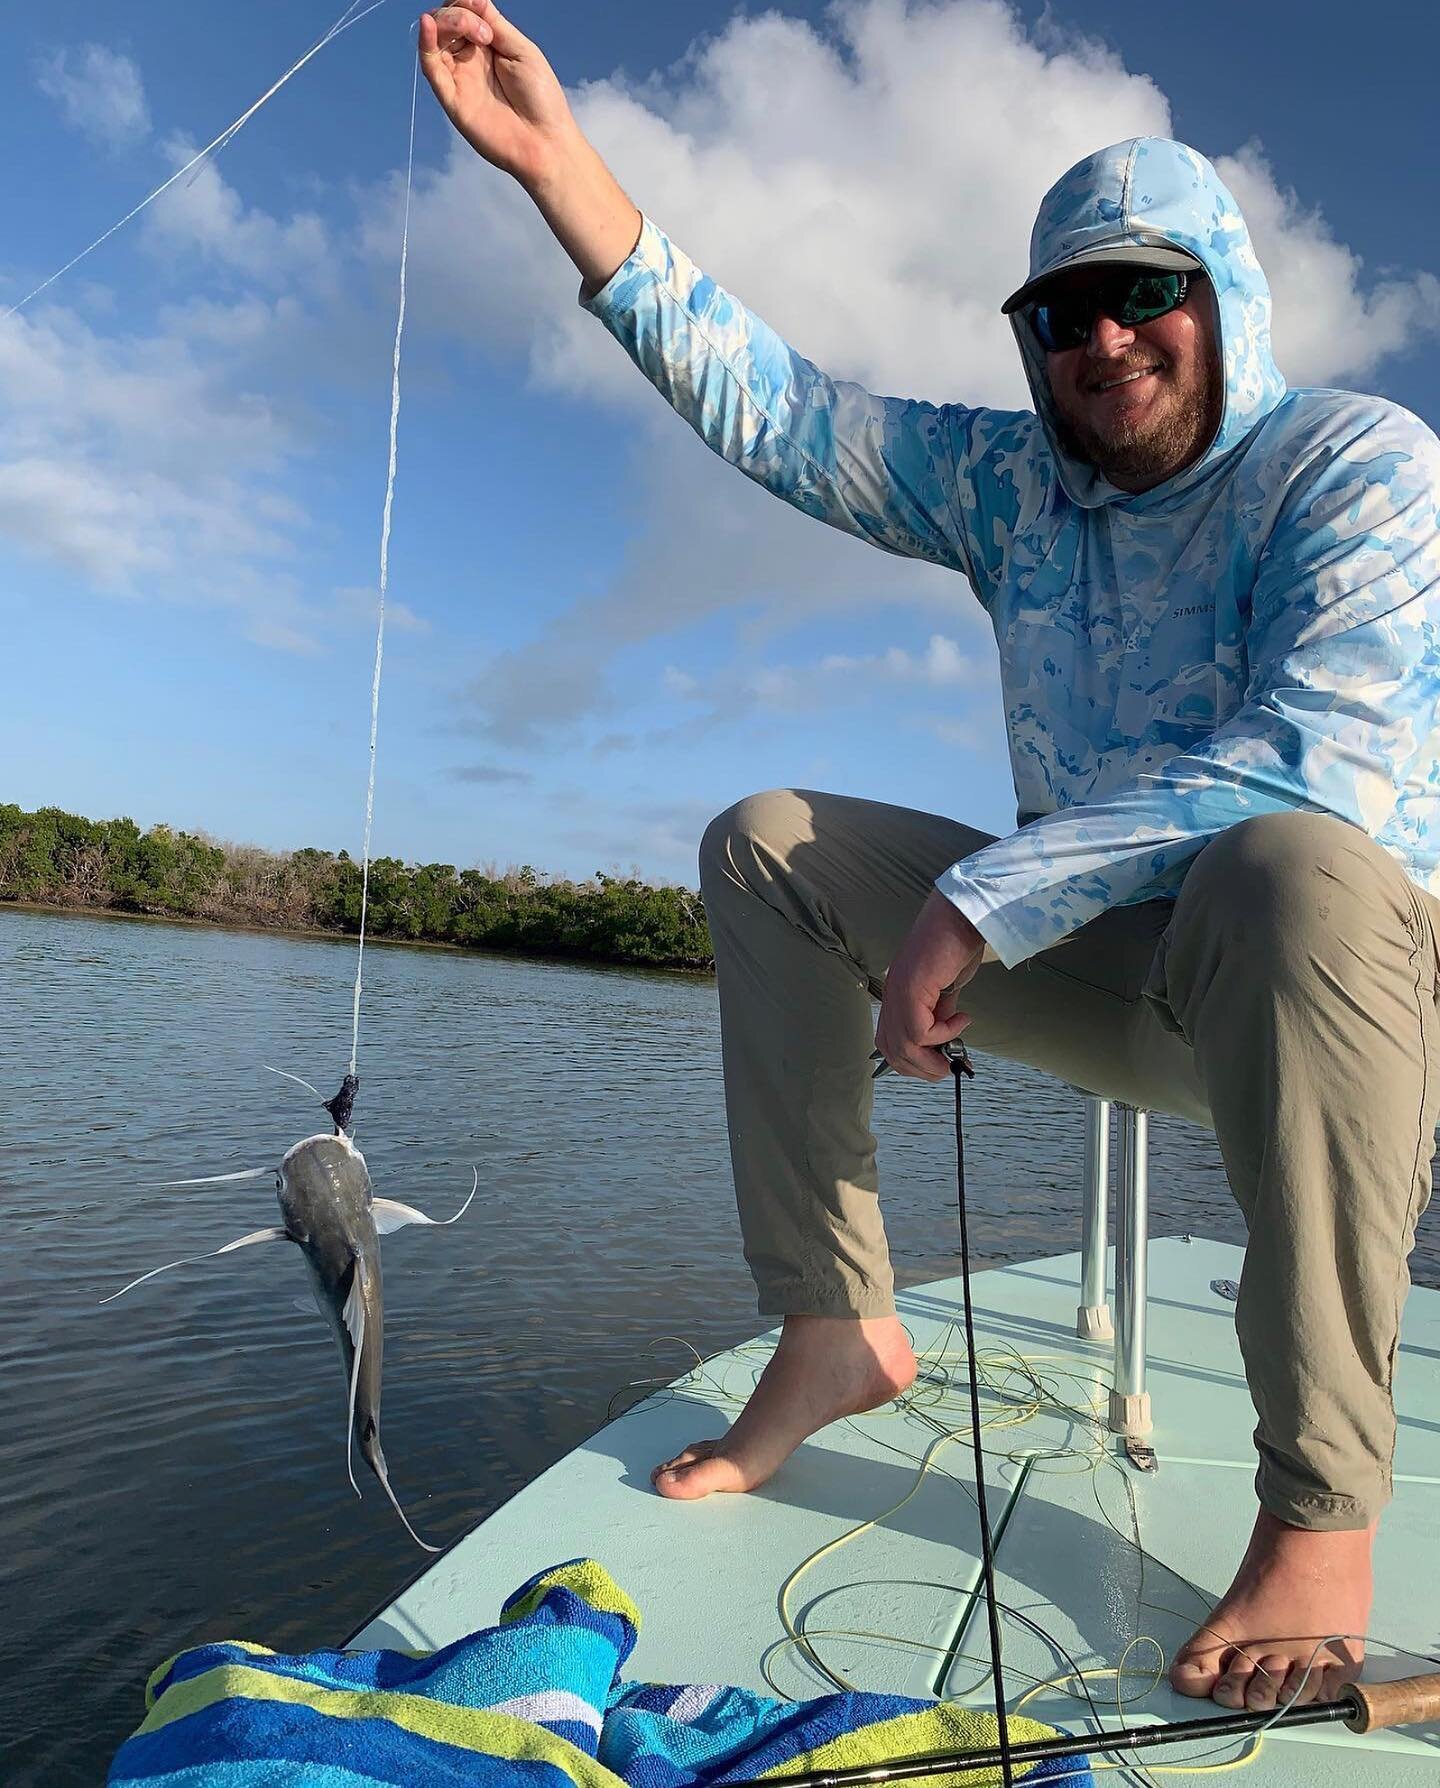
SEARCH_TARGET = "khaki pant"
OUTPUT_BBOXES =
[700,789,1440,1530]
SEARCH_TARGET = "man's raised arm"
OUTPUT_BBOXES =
[419,2,642,293]
[418,4,1031,594]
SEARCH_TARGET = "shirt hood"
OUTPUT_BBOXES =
[1010,136,1287,510]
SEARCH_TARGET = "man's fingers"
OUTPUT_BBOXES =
[920,1011,970,1048]
[469,0,539,56]
[416,16,458,107]
[872,1034,952,1082]
[902,1049,951,1082]
[416,15,450,90]
[425,5,492,49]
[874,1013,970,1082]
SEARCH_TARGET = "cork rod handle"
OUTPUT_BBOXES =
[1343,1673,1440,1733]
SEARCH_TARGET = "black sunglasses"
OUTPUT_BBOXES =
[1027,270,1191,353]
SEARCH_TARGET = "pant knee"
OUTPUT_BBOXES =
[1154,808,1425,1060]
[1172,810,1397,967]
[699,789,813,899]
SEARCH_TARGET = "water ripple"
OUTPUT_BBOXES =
[1,905,1434,1782]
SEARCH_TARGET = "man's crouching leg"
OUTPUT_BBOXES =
[652,789,990,1501]
[1147,811,1440,1711]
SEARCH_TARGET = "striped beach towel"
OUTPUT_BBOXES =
[109,1558,1093,1786]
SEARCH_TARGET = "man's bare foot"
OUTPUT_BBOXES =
[1168,1509,1374,1711]
[651,1313,917,1501]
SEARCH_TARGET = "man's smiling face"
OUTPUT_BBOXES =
[1040,269,1224,493]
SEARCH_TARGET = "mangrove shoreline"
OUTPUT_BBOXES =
[0,803,714,973]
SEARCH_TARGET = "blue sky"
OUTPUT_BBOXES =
[2,0,1437,885]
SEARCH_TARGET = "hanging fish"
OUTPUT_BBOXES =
[101,1102,475,1553]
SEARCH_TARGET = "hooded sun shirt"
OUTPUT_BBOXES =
[584,136,1440,967]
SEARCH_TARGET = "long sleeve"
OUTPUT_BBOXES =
[583,217,1043,601]
[938,410,1440,967]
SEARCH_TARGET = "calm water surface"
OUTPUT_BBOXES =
[2,906,1436,1783]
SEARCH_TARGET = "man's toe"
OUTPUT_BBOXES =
[1212,1654,1256,1709]
[651,1441,716,1483]
[1242,1654,1292,1712]
[1168,1652,1221,1698]
[1276,1659,1325,1709]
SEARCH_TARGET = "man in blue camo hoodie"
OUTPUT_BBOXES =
[421,2,1440,1717]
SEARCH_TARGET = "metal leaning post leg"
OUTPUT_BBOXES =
[1077,1096,1113,1341]
[1109,1103,1153,1437]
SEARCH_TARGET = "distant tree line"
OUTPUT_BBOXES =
[0,803,713,971]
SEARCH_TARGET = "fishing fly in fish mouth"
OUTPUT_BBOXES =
[101,1076,477,1553]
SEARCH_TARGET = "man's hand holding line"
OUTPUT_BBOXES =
[874,891,986,1081]
[418,3,642,295]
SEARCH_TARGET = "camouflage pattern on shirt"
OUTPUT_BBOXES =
[585,136,1440,967]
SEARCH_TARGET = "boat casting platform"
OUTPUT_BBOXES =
[356,1238,1440,1787]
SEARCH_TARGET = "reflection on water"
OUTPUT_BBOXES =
[0,905,1433,1781]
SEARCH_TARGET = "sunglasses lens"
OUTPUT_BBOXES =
[1031,299,1085,352]
[1119,272,1186,324]
[1029,270,1188,350]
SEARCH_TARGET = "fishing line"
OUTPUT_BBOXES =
[620,1321,1440,1784]
[2,0,388,320]
[7,0,414,1109]
[349,51,419,1083]
[948,1046,1016,1786]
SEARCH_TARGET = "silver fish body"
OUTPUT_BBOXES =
[103,1125,478,1552]
[277,1133,406,1535]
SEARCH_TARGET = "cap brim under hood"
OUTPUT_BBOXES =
[1007,137,1287,510]
[1002,241,1202,315]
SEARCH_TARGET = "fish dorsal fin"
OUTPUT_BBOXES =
[100,1227,290,1305]
[372,1169,478,1234]
[343,1256,367,1500]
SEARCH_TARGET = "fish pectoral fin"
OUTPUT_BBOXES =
[372,1169,477,1234]
[342,1257,368,1500]
[263,1063,325,1104]
[99,1227,291,1305]
[370,1198,436,1234]
[145,1167,277,1190]
[341,1259,368,1352]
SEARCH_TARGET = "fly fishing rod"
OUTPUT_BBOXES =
[720,1671,1440,1787]
[839,1044,1440,1787]
[862,1041,1014,1781]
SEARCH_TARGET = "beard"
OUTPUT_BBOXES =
[1050,346,1224,489]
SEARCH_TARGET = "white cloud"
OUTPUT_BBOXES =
[14,2,1438,718]
[397,0,1436,751]
[819,634,978,686]
[384,0,1438,754]
[400,0,1171,408]
[143,141,332,287]
[0,298,332,647]
[1215,143,1440,386]
[0,129,399,654]
[658,630,987,725]
[36,46,151,151]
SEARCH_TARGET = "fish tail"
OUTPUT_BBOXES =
[368,1443,441,1554]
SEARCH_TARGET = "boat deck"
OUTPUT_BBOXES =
[355,1238,1440,1786]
